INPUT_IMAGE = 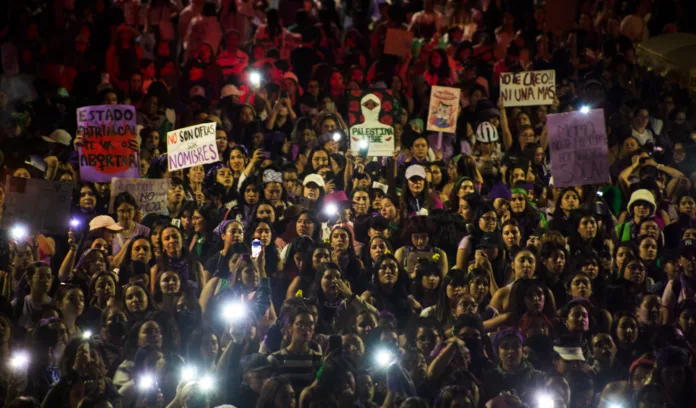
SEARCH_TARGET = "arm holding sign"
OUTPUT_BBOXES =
[498,98,513,151]
[540,122,549,150]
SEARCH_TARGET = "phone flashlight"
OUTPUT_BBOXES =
[375,348,394,368]
[199,374,215,392]
[138,374,156,391]
[579,106,591,114]
[607,403,623,408]
[249,71,261,87]
[324,203,338,216]
[11,225,27,241]
[359,140,369,150]
[82,330,92,339]
[70,219,80,228]
[596,191,604,197]
[251,239,262,259]
[536,393,554,408]
[9,351,29,370]
[222,300,248,323]
[181,365,197,382]
[332,132,341,142]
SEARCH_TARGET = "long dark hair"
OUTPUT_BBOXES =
[566,209,608,255]
[256,377,294,408]
[121,235,155,269]
[434,268,467,324]
[245,219,279,275]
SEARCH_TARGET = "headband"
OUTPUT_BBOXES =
[510,188,528,196]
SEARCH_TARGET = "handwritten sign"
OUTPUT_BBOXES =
[500,70,556,107]
[109,178,171,215]
[548,109,610,187]
[347,89,400,127]
[349,93,395,157]
[3,177,72,233]
[427,86,461,133]
[167,122,219,171]
[384,29,414,58]
[77,105,139,182]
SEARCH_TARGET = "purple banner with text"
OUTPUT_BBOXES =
[548,109,610,187]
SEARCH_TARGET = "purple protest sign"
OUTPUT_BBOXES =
[548,109,610,188]
[77,105,139,182]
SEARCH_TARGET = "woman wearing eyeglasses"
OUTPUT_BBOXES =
[455,203,499,270]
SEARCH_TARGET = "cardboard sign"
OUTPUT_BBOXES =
[167,123,219,171]
[384,28,414,58]
[77,105,139,182]
[109,178,171,215]
[500,70,556,107]
[347,89,400,127]
[349,93,395,157]
[548,109,610,187]
[3,177,72,233]
[427,86,461,133]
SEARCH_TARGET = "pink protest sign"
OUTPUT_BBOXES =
[77,105,139,182]
[548,109,610,187]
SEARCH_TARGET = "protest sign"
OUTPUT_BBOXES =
[109,178,171,215]
[427,86,461,133]
[349,93,395,157]
[548,109,610,188]
[500,70,556,107]
[77,105,139,182]
[384,28,414,58]
[347,89,400,127]
[167,122,219,171]
[3,177,72,233]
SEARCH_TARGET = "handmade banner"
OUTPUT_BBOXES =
[77,105,139,182]
[548,109,609,187]
[349,93,395,157]
[3,176,72,233]
[109,178,172,215]
[347,89,400,127]
[384,28,414,58]
[427,86,461,133]
[167,122,219,171]
[500,70,556,107]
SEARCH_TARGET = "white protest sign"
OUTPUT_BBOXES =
[167,122,219,171]
[109,178,172,215]
[3,177,72,233]
[349,94,395,157]
[500,70,556,107]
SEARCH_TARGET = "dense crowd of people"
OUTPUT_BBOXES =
[1,0,696,407]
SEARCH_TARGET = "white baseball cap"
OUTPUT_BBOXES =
[89,215,124,232]
[405,164,426,180]
[41,129,72,146]
[303,174,325,188]
[221,84,244,98]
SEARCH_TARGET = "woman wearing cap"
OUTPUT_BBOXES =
[394,216,448,279]
[615,189,657,242]
[300,174,325,211]
[399,164,443,218]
